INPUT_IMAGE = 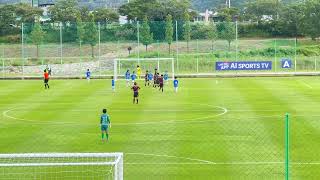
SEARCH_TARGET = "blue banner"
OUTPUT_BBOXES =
[281,59,292,68]
[216,61,272,71]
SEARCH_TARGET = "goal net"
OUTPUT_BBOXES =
[114,58,175,81]
[0,153,123,180]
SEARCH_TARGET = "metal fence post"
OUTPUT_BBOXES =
[175,21,179,73]
[235,20,238,62]
[157,40,160,71]
[60,22,63,76]
[2,44,4,78]
[314,56,317,71]
[274,39,277,72]
[21,23,24,79]
[98,22,101,78]
[137,21,140,64]
[2,59,4,78]
[80,39,82,79]
[60,22,63,65]
[157,40,160,59]
[196,39,199,74]
[294,39,297,72]
[285,113,290,180]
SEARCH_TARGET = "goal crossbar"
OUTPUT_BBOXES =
[0,153,123,158]
[0,162,117,167]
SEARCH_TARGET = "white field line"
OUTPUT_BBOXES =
[124,153,320,165]
[296,80,313,89]
[2,104,319,126]
[124,162,320,165]
[126,153,215,164]
[6,106,319,126]
[1,104,228,126]
[1,109,222,112]
[1,109,295,112]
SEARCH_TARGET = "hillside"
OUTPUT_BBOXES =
[191,0,299,11]
[0,0,300,11]
[0,0,126,9]
[191,0,243,11]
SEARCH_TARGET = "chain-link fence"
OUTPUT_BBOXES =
[1,21,320,78]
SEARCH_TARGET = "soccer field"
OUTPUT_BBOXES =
[0,77,320,179]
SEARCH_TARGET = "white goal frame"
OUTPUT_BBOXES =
[114,58,175,81]
[0,153,123,180]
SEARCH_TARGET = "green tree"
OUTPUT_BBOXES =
[119,0,190,21]
[140,17,153,52]
[79,6,90,22]
[119,0,157,21]
[183,11,191,52]
[278,3,304,42]
[0,5,18,35]
[220,20,236,51]
[49,0,79,23]
[216,7,240,21]
[245,0,283,24]
[301,0,320,40]
[93,8,119,24]
[76,15,85,42]
[0,3,43,35]
[15,3,43,23]
[165,14,174,54]
[30,22,45,59]
[76,14,85,58]
[84,14,98,58]
[207,21,218,53]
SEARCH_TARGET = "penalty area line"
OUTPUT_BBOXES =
[296,80,312,89]
[124,162,320,165]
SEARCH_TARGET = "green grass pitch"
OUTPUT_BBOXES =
[0,77,320,179]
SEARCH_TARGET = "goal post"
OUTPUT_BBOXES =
[0,153,123,180]
[114,58,175,81]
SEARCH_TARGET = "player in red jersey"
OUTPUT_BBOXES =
[153,68,158,88]
[131,82,141,104]
[44,70,50,89]
[158,74,164,92]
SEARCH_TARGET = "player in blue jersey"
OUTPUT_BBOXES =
[173,77,179,93]
[144,70,150,86]
[164,71,169,84]
[112,79,115,91]
[86,69,91,82]
[100,109,111,142]
[125,70,130,87]
[131,71,137,84]
[148,72,153,86]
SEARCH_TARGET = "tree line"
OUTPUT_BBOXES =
[1,0,320,57]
